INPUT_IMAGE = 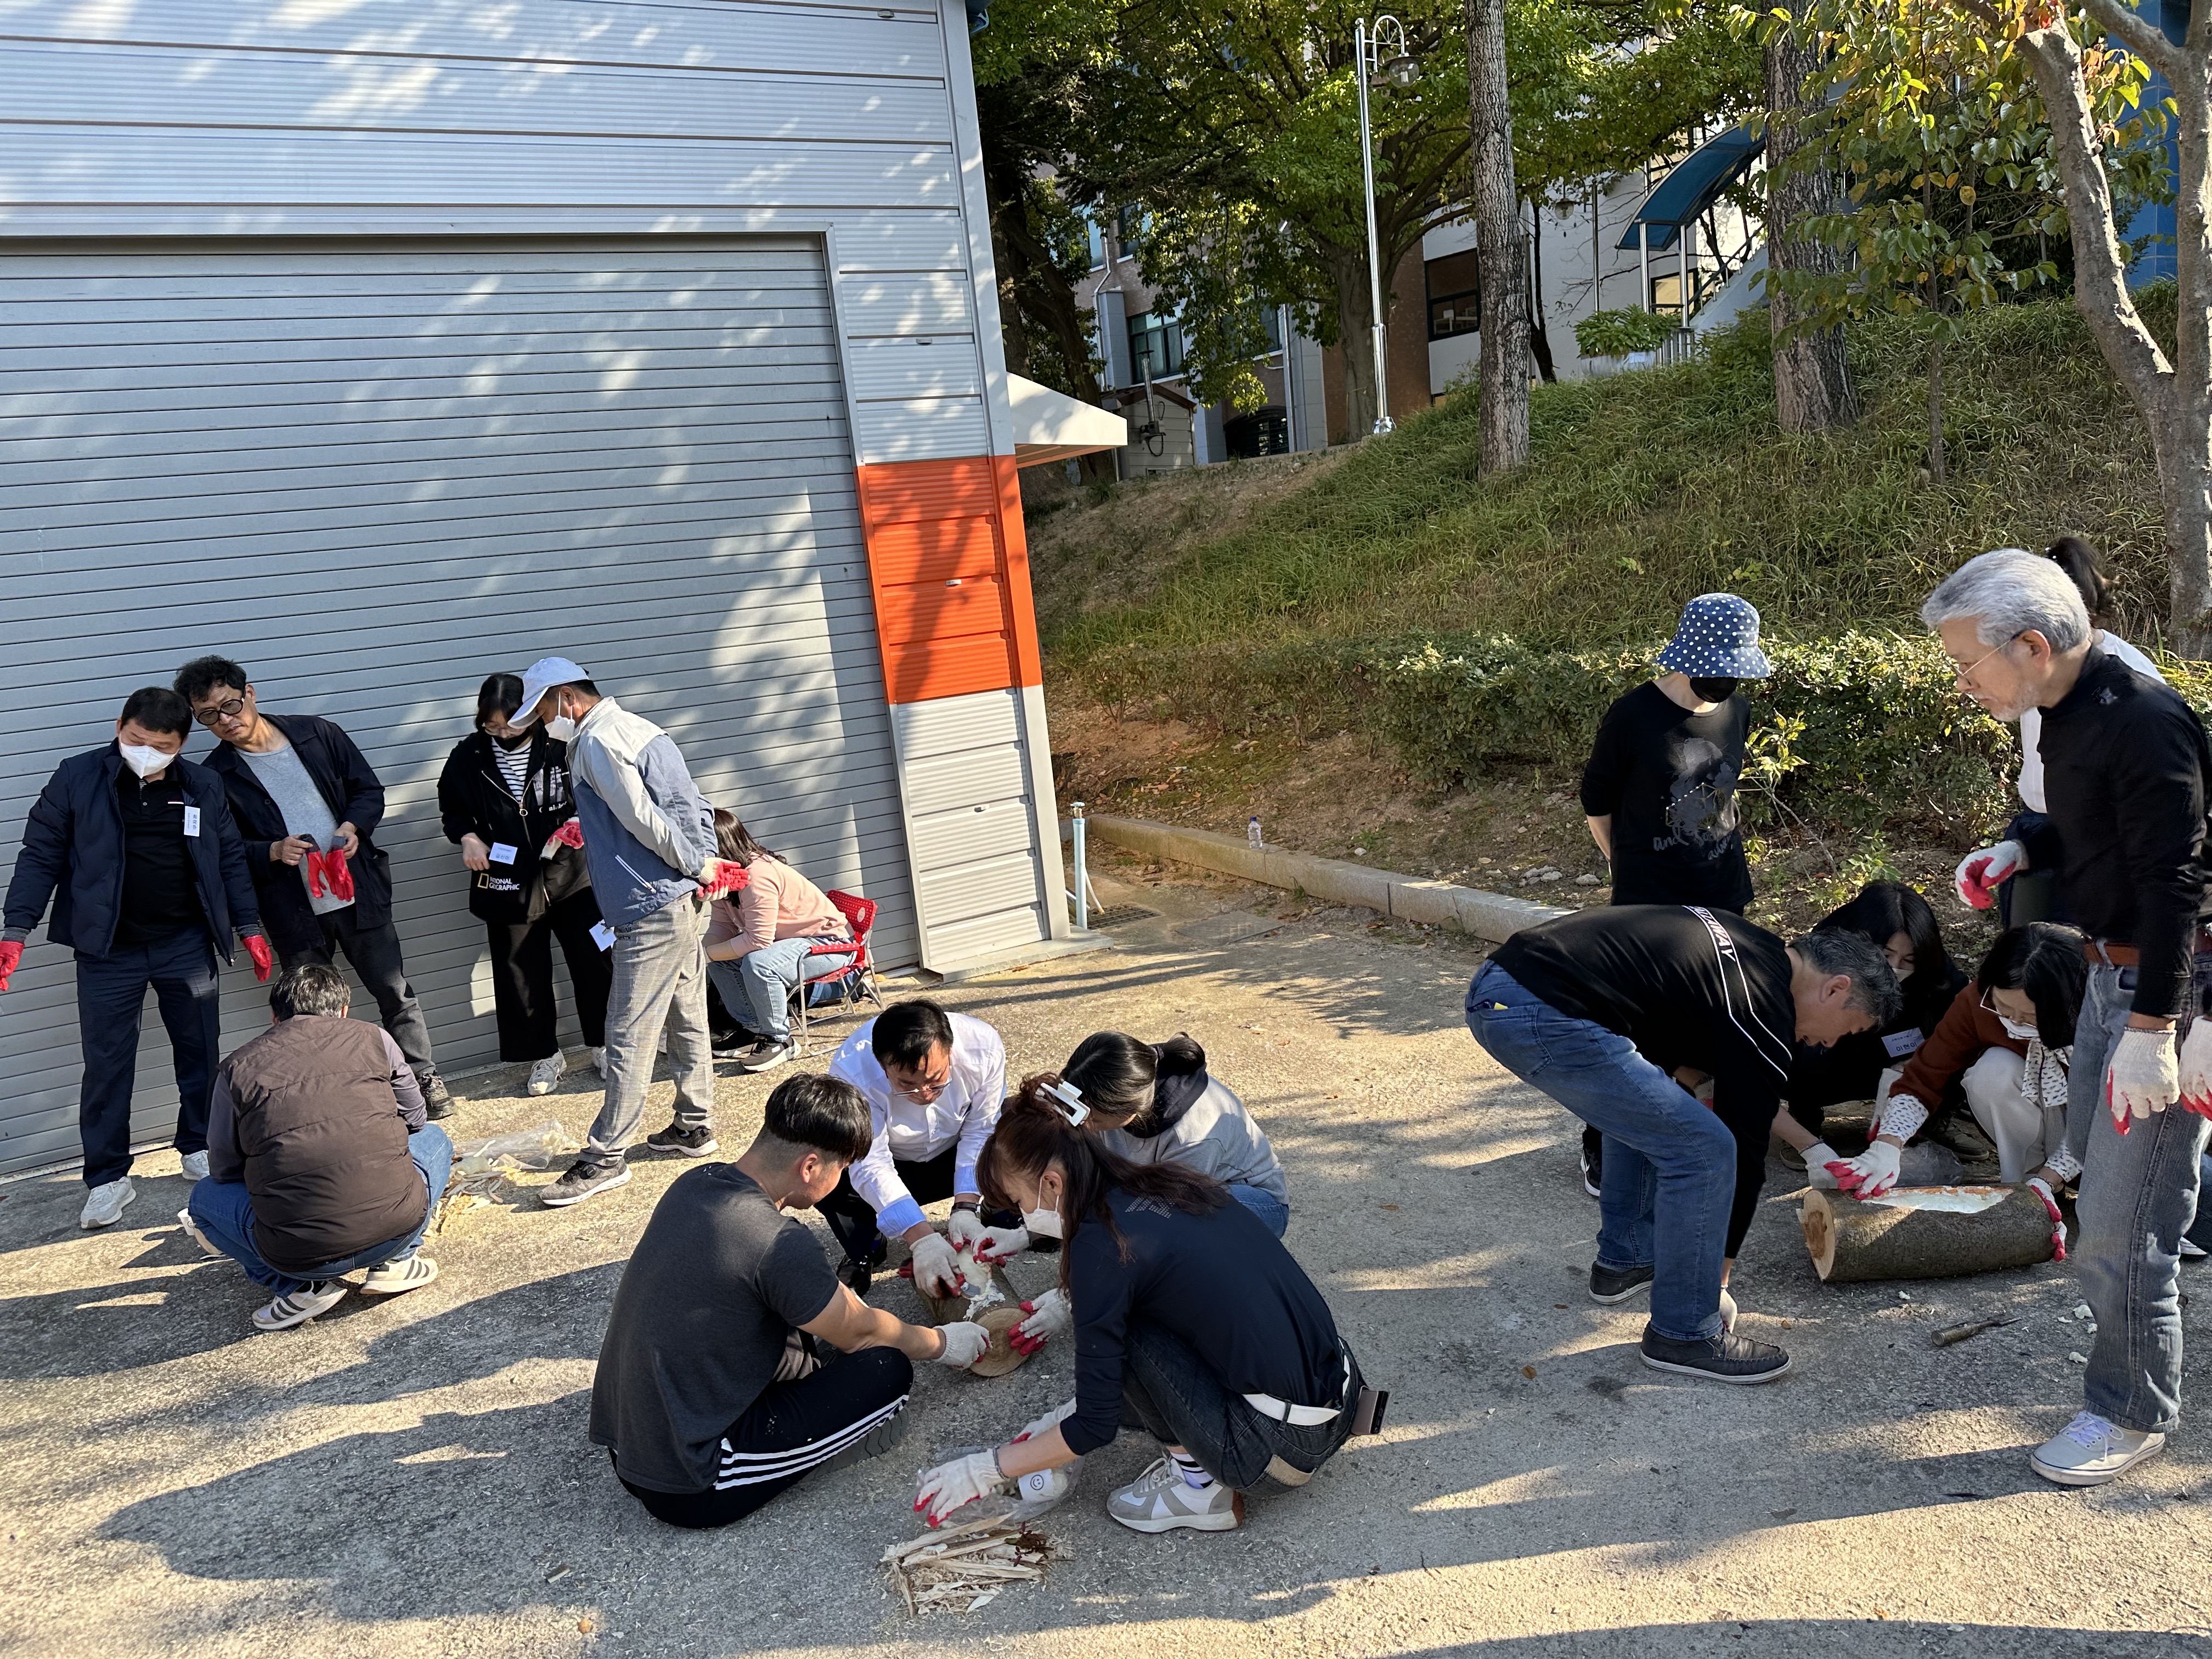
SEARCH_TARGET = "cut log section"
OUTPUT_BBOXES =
[912,1266,1035,1377]
[1801,1185,2057,1283]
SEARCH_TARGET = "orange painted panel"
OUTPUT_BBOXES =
[854,453,1042,704]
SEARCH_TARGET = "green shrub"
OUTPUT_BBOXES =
[1573,306,1680,358]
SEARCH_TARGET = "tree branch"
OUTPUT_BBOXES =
[2076,0,2187,86]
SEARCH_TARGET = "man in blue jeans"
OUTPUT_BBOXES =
[183,966,453,1334]
[1468,906,1895,1384]
[1930,548,2212,1486]
[1,687,271,1231]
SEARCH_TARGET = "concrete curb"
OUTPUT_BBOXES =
[1066,812,1568,944]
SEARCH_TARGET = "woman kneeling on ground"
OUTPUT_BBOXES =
[1826,923,2087,1198]
[913,1076,1363,1537]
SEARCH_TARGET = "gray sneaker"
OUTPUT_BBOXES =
[645,1122,719,1158]
[1106,1456,1244,1533]
[1640,1324,1791,1385]
[540,1157,632,1208]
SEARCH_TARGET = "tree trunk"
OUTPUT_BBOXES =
[1763,4,1858,432]
[1927,337,1946,482]
[1467,0,1530,475]
[1801,1186,2057,1283]
[1323,245,1380,442]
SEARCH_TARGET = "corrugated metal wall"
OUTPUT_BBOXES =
[0,239,910,1176]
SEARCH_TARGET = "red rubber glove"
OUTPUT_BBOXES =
[244,934,274,983]
[305,850,328,900]
[2027,1177,2068,1262]
[323,847,356,902]
[0,939,21,992]
[698,860,751,901]
[553,819,584,849]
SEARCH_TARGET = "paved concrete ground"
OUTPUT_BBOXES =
[6,868,2211,1658]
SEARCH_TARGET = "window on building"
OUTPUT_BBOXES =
[1426,249,1480,340]
[1085,213,1106,270]
[1127,311,1186,379]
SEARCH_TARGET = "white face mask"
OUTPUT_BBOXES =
[119,743,174,779]
[1999,1015,2040,1042]
[545,714,577,743]
[1023,1201,1064,1240]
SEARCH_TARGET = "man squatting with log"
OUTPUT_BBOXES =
[1930,548,2212,1486]
[1466,905,1898,1384]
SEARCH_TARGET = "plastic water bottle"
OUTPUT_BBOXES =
[1248,816,1263,849]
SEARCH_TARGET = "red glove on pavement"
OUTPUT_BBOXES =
[323,847,356,902]
[0,939,22,992]
[305,850,328,900]
[244,934,274,983]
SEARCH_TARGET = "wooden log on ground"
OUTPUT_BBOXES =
[1800,1185,2056,1283]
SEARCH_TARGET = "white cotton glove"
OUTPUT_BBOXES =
[2179,1020,2212,1119]
[1013,1398,1078,1444]
[934,1320,991,1369]
[909,1231,966,1299]
[913,1449,1005,1527]
[1011,1287,1072,1356]
[1826,1137,1902,1199]
[2026,1177,2069,1262]
[1954,839,2026,909]
[1802,1141,1842,1189]
[944,1208,988,1252]
[971,1223,1032,1265]
[2106,1026,2180,1131]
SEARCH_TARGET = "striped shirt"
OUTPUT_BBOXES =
[492,739,531,804]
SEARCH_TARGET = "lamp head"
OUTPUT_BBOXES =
[1380,52,1419,87]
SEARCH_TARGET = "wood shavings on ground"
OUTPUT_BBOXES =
[433,1173,508,1233]
[881,1515,1064,1616]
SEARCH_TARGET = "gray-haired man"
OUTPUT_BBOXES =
[1926,546,2212,1487]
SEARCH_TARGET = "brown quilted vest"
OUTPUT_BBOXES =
[221,1015,426,1273]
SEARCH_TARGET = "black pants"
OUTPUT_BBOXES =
[75,929,221,1187]
[1119,1322,1359,1495]
[281,910,436,1073]
[618,1347,912,1529]
[815,1147,1019,1263]
[486,889,612,1060]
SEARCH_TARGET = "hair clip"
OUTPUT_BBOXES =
[1044,1077,1091,1127]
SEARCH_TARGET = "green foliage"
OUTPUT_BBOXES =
[1575,307,1679,357]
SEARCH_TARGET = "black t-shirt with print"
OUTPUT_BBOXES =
[1581,681,1753,911]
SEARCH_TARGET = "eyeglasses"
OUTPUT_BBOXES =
[192,695,247,726]
[1948,633,2022,687]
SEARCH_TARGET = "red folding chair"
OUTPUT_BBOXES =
[788,890,885,1054]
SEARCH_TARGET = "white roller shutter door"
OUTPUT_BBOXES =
[0,237,916,1177]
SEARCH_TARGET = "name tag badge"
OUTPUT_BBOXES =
[1882,1028,1925,1059]
[182,806,202,838]
[489,843,519,865]
[590,921,617,952]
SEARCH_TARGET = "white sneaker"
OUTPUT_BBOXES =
[179,1150,210,1182]
[251,1280,347,1333]
[358,1254,440,1296]
[176,1207,223,1260]
[526,1052,566,1097]
[80,1177,135,1229]
[589,1046,606,1079]
[2030,1410,2166,1487]
[1106,1455,1244,1533]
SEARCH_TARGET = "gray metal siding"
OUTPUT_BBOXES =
[0,238,916,1176]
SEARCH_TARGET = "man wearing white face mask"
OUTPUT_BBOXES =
[3,689,270,1229]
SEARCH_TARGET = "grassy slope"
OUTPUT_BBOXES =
[1028,297,2170,672]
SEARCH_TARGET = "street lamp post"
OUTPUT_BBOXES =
[1353,14,1417,438]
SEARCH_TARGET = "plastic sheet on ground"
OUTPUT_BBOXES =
[454,1121,575,1177]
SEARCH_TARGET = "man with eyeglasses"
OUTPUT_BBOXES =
[822,998,1013,1295]
[2,687,272,1229]
[1925,547,2212,1488]
[176,656,452,1119]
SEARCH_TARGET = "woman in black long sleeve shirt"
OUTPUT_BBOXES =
[912,1077,1364,1537]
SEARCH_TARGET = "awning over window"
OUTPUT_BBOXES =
[1008,374,1131,467]
[1618,123,1764,252]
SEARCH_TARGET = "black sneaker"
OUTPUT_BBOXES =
[839,1239,888,1294]
[711,1028,769,1058]
[1578,1126,1602,1198]
[540,1156,632,1209]
[1589,1261,1656,1304]
[645,1122,719,1158]
[419,1069,454,1121]
[1640,1324,1792,1385]
[736,1039,798,1075]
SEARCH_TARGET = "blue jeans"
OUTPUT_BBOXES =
[1228,1184,1290,1238]
[75,929,223,1187]
[1466,961,1734,1342]
[707,935,849,1043]
[2064,962,2212,1434]
[189,1126,454,1295]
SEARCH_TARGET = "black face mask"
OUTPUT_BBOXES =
[490,730,531,751]
[1689,676,1739,702]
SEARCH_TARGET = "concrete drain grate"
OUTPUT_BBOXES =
[1085,905,1159,929]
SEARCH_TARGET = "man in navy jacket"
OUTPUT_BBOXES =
[176,656,452,1118]
[2,688,270,1229]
